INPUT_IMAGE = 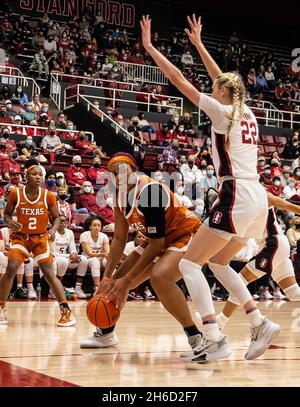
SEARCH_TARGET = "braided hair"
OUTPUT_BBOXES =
[215,72,246,145]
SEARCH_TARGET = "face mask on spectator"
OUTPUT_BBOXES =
[207,170,214,177]
[258,160,265,167]
[264,169,271,175]
[49,131,55,136]
[188,160,194,166]
[26,140,33,145]
[289,182,295,188]
[11,152,18,159]
[59,194,68,201]
[274,180,281,186]
[6,103,12,110]
[296,172,300,177]
[133,121,138,126]
[70,68,75,73]
[206,140,212,146]
[26,105,33,112]
[83,187,91,194]
[93,162,100,168]
[74,162,81,168]
[42,108,48,113]
[67,125,73,130]
[56,178,65,186]
[287,212,294,218]
[79,135,85,141]
[47,179,56,187]
[1,110,6,117]
[2,132,9,138]
[17,87,22,93]
[106,197,114,208]
[176,186,184,195]
[178,127,184,133]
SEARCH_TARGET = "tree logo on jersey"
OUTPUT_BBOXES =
[259,258,269,269]
[212,211,223,224]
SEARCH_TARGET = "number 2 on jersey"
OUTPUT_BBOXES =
[28,217,37,230]
[241,121,258,145]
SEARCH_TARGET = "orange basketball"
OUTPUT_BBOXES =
[86,295,120,329]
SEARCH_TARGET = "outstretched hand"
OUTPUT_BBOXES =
[184,14,202,46]
[140,14,152,51]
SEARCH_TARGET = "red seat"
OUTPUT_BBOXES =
[264,145,277,154]
[274,136,287,145]
[261,135,274,144]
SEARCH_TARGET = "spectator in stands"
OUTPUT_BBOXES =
[260,164,272,187]
[156,123,172,146]
[0,105,12,124]
[275,81,286,104]
[179,112,195,135]
[114,114,128,136]
[256,73,268,93]
[78,181,102,216]
[268,176,283,197]
[59,120,77,139]
[12,115,27,136]
[4,170,22,193]
[79,216,110,288]
[280,166,292,187]
[56,112,67,129]
[128,117,146,146]
[0,85,11,103]
[66,155,87,187]
[181,50,194,68]
[293,167,300,189]
[286,217,300,249]
[137,112,155,134]
[57,186,76,228]
[1,150,21,180]
[270,157,282,177]
[159,139,179,167]
[151,85,170,113]
[4,100,15,119]
[55,172,75,208]
[41,125,66,162]
[31,94,42,113]
[29,148,47,164]
[12,26,26,54]
[22,102,37,124]
[282,131,300,159]
[29,49,49,79]
[198,165,218,203]
[257,156,266,175]
[172,124,188,148]
[265,66,276,90]
[87,156,109,186]
[43,35,57,54]
[11,85,29,105]
[74,131,104,157]
[0,127,17,154]
[283,178,297,199]
[20,136,38,159]
[32,29,45,49]
[137,84,150,111]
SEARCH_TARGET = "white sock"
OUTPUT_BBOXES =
[17,284,22,289]
[75,282,82,289]
[202,322,222,342]
[216,312,229,330]
[247,308,264,328]
[179,259,216,318]
[27,283,33,290]
[209,262,253,306]
[284,284,300,301]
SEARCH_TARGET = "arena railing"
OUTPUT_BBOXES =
[78,95,136,146]
[0,122,94,141]
[50,72,139,110]
[115,61,169,85]
[0,72,40,100]
[0,64,26,78]
[63,83,183,115]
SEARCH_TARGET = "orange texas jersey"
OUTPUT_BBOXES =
[7,186,56,235]
[118,175,201,242]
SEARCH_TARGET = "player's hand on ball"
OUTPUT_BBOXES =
[94,276,111,297]
[107,278,129,310]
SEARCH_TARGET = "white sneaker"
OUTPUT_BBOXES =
[264,289,273,300]
[273,288,286,301]
[27,287,37,299]
[245,317,280,360]
[75,287,87,299]
[181,335,232,363]
[144,288,155,300]
[80,331,118,348]
[252,294,259,300]
[0,308,8,325]
[181,333,203,358]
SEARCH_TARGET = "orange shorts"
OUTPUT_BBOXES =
[8,233,53,265]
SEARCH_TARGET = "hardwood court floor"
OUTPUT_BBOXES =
[1,300,300,387]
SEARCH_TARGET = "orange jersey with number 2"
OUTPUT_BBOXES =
[7,187,56,235]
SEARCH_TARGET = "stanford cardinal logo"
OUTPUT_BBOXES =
[212,211,223,224]
[259,258,269,269]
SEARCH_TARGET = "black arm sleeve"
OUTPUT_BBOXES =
[138,183,170,239]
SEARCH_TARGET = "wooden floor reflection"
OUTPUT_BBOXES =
[1,300,300,387]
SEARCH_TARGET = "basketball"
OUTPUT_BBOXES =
[86,295,120,329]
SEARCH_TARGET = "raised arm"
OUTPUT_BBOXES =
[184,14,222,82]
[140,15,200,107]
[268,192,300,216]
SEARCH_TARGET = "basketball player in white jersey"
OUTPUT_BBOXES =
[141,15,279,362]
[217,192,300,329]
[52,216,88,299]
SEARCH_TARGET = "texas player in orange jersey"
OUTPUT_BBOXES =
[0,161,76,327]
[80,153,203,350]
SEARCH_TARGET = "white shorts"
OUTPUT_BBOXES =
[206,179,268,241]
[247,233,291,277]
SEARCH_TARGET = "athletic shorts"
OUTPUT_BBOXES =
[247,233,290,276]
[205,178,268,241]
[8,232,53,265]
